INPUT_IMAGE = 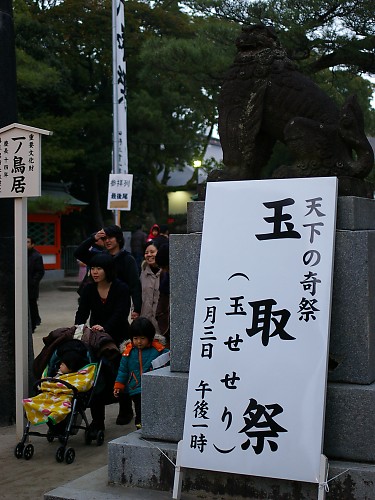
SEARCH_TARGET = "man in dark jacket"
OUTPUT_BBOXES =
[27,237,45,333]
[74,224,141,426]
[74,225,141,320]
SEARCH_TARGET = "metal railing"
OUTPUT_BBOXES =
[62,245,79,276]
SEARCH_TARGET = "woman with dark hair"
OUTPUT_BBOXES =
[74,252,132,434]
[74,252,130,345]
[140,242,161,334]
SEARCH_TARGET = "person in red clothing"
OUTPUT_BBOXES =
[146,223,160,242]
[152,224,169,249]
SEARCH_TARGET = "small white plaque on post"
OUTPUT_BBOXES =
[176,177,337,486]
[107,173,133,210]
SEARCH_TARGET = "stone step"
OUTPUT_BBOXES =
[44,465,198,500]
[44,451,375,500]
[107,431,375,499]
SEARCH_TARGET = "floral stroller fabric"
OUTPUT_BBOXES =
[15,334,110,464]
[22,364,96,426]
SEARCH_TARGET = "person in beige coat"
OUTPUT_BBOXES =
[140,242,161,334]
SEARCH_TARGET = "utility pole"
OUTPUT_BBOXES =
[112,0,128,226]
[0,0,18,425]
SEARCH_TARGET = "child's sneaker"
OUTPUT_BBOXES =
[135,423,142,430]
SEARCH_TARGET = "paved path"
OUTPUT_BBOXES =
[0,281,135,500]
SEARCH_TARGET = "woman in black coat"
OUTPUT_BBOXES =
[74,253,130,345]
[74,252,131,434]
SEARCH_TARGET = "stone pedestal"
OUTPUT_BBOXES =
[108,196,375,499]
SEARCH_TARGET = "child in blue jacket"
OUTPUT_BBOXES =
[113,317,169,429]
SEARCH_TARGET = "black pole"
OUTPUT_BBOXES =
[0,0,17,425]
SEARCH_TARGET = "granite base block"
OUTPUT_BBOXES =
[141,368,188,442]
[139,370,375,463]
[324,381,375,462]
[107,432,316,498]
[187,196,375,234]
[328,230,375,384]
[327,460,375,499]
[109,432,375,499]
[181,461,375,499]
[138,373,375,464]
[186,201,204,233]
[186,202,375,384]
[108,431,177,491]
[169,233,201,373]
[336,196,375,230]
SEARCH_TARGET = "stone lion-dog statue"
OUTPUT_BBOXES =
[208,24,374,197]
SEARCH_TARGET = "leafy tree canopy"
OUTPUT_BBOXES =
[173,0,375,124]
[183,0,374,73]
[13,0,375,233]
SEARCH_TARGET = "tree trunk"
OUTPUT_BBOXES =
[0,0,18,425]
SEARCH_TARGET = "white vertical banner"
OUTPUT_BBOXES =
[112,0,128,174]
[178,177,337,484]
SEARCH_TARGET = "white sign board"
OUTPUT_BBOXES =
[0,123,51,198]
[0,123,52,438]
[178,177,337,484]
[107,173,133,210]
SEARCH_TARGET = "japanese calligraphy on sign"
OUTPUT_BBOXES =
[0,123,51,198]
[178,178,337,484]
[107,173,133,210]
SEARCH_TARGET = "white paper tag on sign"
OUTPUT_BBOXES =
[151,351,171,370]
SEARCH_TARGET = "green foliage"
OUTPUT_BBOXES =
[14,0,375,231]
[28,195,69,213]
[184,0,375,127]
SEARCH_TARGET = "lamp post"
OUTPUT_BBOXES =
[193,160,202,195]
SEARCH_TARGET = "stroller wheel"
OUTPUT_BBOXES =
[23,443,34,460]
[96,430,105,446]
[14,442,24,459]
[64,447,75,464]
[56,446,65,463]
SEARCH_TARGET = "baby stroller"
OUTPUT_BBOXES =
[15,339,104,464]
